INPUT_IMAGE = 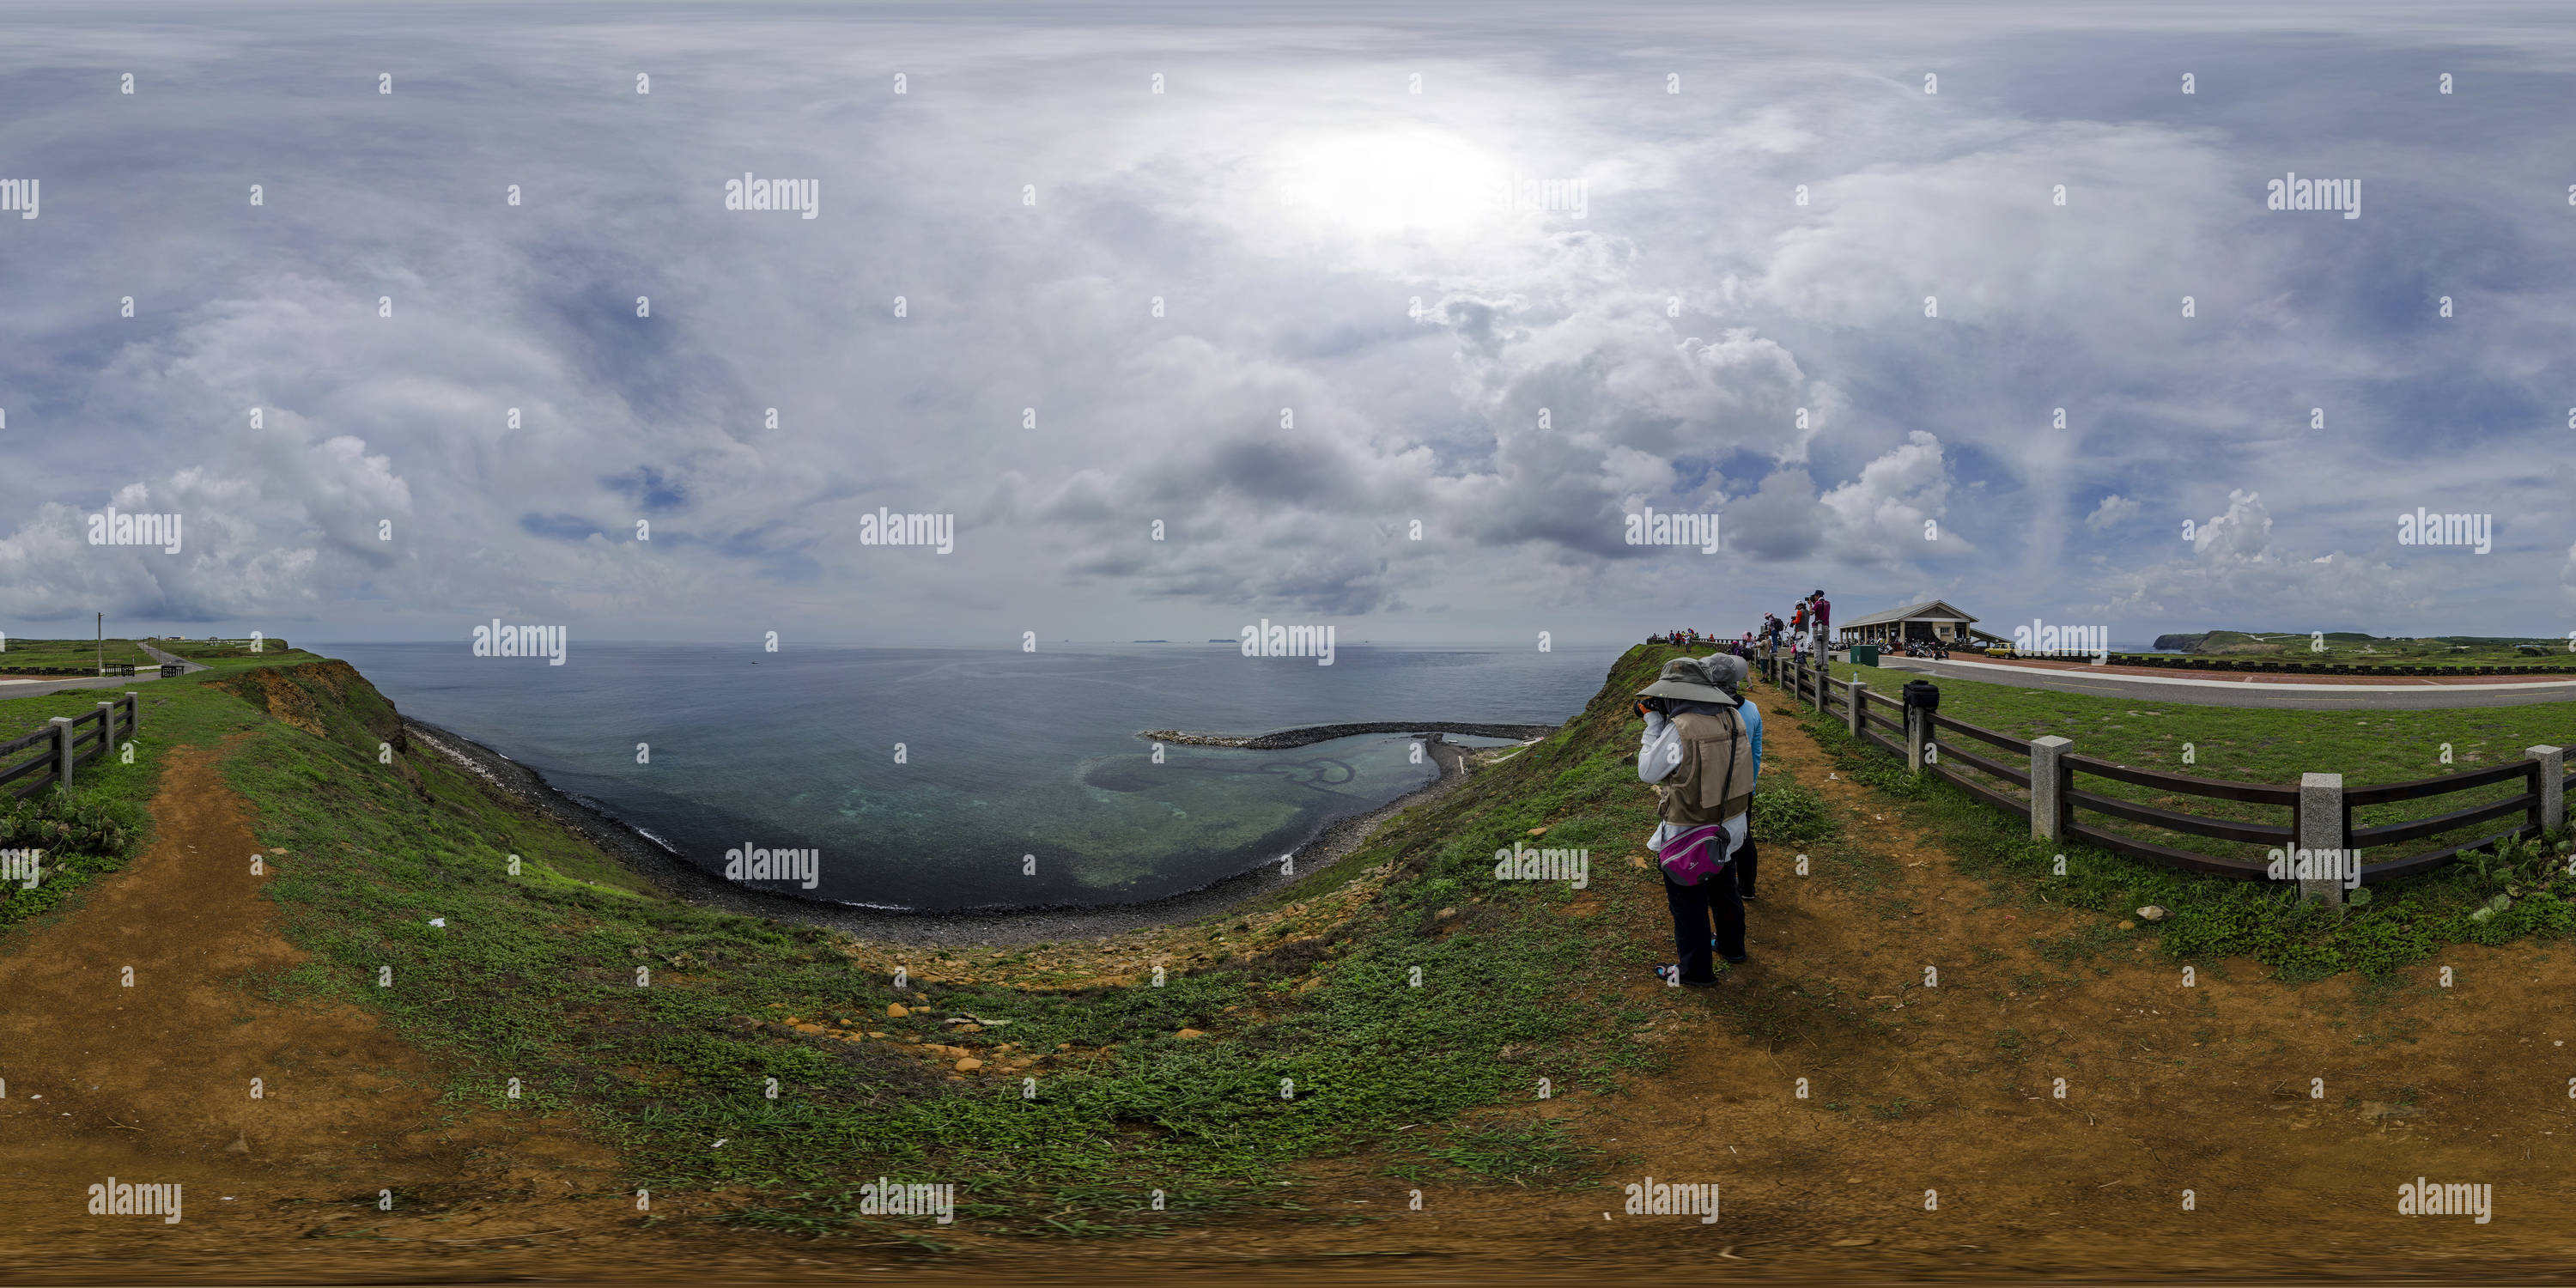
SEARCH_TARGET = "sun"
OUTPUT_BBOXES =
[1271,128,1507,239]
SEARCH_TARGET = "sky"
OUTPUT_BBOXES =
[3,1,2572,647]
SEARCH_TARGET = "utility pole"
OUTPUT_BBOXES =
[96,612,104,676]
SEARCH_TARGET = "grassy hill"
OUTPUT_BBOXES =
[0,637,156,674]
[4,642,2572,1246]
[2148,630,2569,666]
[5,649,1738,1239]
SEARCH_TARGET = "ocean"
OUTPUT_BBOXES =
[307,641,1623,912]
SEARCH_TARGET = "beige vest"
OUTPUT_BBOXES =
[1656,708,1754,826]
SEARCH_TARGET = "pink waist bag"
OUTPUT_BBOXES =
[1657,824,1733,887]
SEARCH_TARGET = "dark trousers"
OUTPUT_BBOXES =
[1663,851,1748,982]
[1735,835,1758,897]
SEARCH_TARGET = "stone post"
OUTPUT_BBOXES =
[2528,745,2565,830]
[2299,772,2346,905]
[1905,703,1927,777]
[98,702,116,750]
[1845,679,1866,738]
[51,717,74,791]
[126,691,141,736]
[2029,735,2072,841]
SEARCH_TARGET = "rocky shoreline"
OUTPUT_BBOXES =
[404,718,1504,947]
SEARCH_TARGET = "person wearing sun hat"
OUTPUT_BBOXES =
[1634,653,1763,986]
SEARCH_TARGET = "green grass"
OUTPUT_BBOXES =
[1828,658,2573,866]
[19,640,2573,1248]
[151,638,313,669]
[0,637,155,674]
[0,668,287,936]
[185,655,1698,1240]
[2152,629,2573,668]
[1770,665,2576,983]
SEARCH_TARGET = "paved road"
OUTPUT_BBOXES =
[0,643,202,702]
[139,643,208,673]
[0,673,162,701]
[1870,656,2576,711]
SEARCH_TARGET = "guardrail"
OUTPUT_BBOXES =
[1754,652,2568,898]
[0,692,142,801]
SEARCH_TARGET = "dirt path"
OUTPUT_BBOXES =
[1571,696,2576,1276]
[0,743,653,1283]
[9,710,2576,1282]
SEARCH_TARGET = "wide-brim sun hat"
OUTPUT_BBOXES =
[1637,654,1744,703]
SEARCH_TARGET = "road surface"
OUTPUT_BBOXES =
[1868,655,2576,711]
[0,643,204,701]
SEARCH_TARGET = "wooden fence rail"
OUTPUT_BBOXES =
[0,693,142,801]
[1752,651,2569,897]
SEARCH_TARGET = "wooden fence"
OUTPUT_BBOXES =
[0,693,142,801]
[1758,653,2569,896]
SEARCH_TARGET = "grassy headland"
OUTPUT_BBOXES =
[2,641,2569,1245]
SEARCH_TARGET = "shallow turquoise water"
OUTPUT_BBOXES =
[312,641,1616,910]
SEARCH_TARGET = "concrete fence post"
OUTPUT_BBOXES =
[50,717,74,791]
[97,702,115,750]
[1845,680,1866,738]
[2299,772,2347,905]
[1811,659,1827,714]
[1905,703,1927,777]
[2029,735,2073,842]
[126,691,141,736]
[2528,745,2565,830]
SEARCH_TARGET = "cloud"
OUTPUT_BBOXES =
[1818,431,1961,563]
[2084,495,2140,531]
[0,10,2567,643]
[2191,489,2274,562]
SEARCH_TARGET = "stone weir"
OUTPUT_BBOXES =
[1139,720,1563,750]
